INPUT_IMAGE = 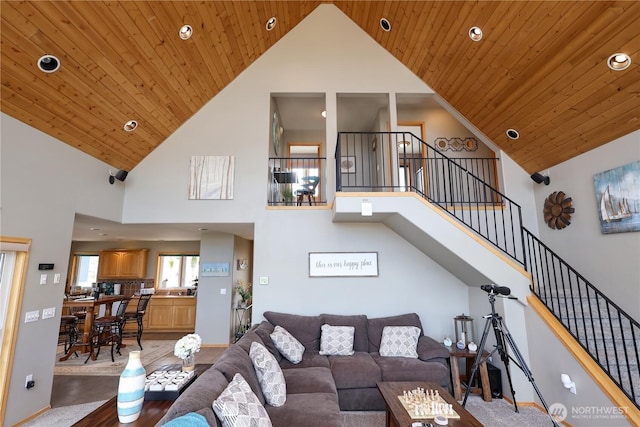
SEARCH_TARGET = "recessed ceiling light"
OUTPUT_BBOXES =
[179,25,193,40]
[266,17,277,31]
[321,110,326,118]
[380,18,391,32]
[98,233,108,236]
[198,227,208,231]
[37,55,61,73]
[90,227,101,231]
[124,120,138,132]
[506,129,520,140]
[607,53,631,71]
[469,27,483,41]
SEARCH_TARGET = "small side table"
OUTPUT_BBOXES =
[449,348,492,402]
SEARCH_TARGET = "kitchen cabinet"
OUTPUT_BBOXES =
[147,296,196,332]
[98,249,148,279]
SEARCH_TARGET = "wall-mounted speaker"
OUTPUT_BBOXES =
[109,169,129,184]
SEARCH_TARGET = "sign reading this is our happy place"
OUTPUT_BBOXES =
[309,252,378,277]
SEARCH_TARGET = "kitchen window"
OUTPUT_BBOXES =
[70,253,100,289]
[157,254,199,289]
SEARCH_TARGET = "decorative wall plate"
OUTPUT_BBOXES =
[543,191,575,229]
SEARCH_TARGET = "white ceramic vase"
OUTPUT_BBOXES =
[117,350,146,423]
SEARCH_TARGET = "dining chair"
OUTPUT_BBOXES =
[122,294,152,350]
[84,297,131,363]
[295,176,320,206]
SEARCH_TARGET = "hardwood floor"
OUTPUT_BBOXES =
[52,334,227,408]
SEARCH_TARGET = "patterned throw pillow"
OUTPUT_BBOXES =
[319,324,355,356]
[379,326,421,358]
[212,373,273,427]
[249,342,287,407]
[270,325,305,364]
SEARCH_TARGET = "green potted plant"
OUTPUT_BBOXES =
[282,187,294,205]
[235,282,252,307]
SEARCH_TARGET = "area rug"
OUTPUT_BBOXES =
[22,400,108,427]
[54,339,175,376]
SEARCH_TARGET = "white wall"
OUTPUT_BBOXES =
[533,131,640,318]
[0,114,125,426]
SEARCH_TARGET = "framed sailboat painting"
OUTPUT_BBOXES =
[593,161,640,234]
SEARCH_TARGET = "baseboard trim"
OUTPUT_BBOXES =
[13,405,50,426]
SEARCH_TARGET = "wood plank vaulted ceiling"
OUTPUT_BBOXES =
[1,1,639,174]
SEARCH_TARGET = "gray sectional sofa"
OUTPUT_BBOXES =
[158,312,450,426]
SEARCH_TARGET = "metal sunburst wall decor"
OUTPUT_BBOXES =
[543,191,575,229]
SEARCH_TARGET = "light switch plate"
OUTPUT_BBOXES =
[259,276,269,285]
[53,273,61,284]
[25,310,40,323]
[40,274,47,285]
[220,288,226,295]
[42,307,55,319]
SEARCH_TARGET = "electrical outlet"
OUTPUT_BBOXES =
[25,310,40,323]
[42,307,55,319]
[25,374,33,388]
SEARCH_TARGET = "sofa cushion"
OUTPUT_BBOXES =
[159,367,227,427]
[368,313,423,352]
[319,324,355,356]
[282,366,337,395]
[213,344,266,405]
[278,350,330,370]
[264,311,322,350]
[321,314,369,352]
[372,354,451,386]
[265,393,340,427]
[329,351,381,389]
[270,325,305,364]
[417,335,451,361]
[212,373,272,427]
[249,342,286,407]
[379,326,420,358]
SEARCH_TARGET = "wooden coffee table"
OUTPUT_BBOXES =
[72,364,210,427]
[377,382,483,427]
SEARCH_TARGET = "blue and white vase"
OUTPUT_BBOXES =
[117,350,146,423]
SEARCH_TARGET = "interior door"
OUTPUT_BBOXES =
[397,123,426,192]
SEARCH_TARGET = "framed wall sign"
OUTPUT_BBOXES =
[201,262,230,277]
[309,252,378,277]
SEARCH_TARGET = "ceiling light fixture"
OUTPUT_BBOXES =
[380,18,391,32]
[469,27,483,41]
[266,17,277,31]
[506,129,520,140]
[607,53,631,71]
[124,120,138,132]
[37,54,61,73]
[321,110,326,118]
[179,24,193,40]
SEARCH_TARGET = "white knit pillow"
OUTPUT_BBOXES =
[249,342,286,407]
[269,325,305,364]
[379,326,421,358]
[212,373,273,427]
[319,324,355,356]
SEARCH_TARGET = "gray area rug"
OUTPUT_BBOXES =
[25,396,554,426]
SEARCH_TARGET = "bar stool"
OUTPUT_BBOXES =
[84,298,130,363]
[58,315,79,355]
[122,294,152,350]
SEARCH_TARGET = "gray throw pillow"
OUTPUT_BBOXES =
[212,373,273,427]
[319,324,355,356]
[249,342,286,407]
[379,326,421,358]
[270,325,305,364]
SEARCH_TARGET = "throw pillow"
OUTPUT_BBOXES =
[270,325,305,364]
[249,341,287,407]
[379,326,421,358]
[319,324,355,356]
[212,373,273,427]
